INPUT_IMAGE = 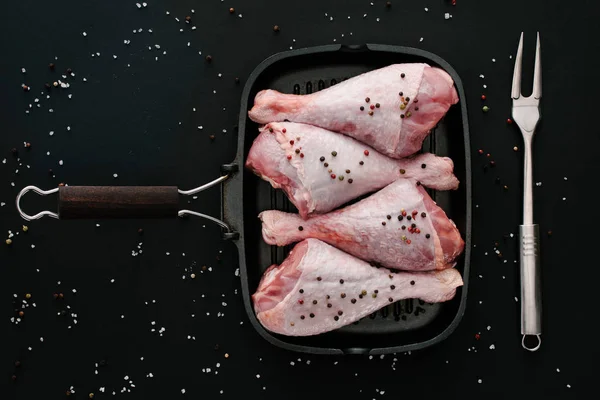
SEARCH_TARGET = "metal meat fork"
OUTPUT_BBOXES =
[511,32,542,352]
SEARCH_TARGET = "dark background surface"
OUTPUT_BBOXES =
[1,0,597,398]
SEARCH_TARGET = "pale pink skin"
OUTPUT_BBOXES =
[245,121,459,219]
[259,179,465,271]
[252,238,464,336]
[248,64,459,159]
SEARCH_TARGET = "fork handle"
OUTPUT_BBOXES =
[520,224,542,351]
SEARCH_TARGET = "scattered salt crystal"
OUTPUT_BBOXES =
[515,297,519,302]
[492,58,496,62]
[67,126,71,131]
[562,197,566,201]
[82,32,87,37]
[113,55,118,59]
[136,3,141,8]
[142,2,147,6]
[564,177,568,180]
[567,384,571,388]
[425,7,429,12]
[72,289,77,293]
[487,326,491,330]
[489,344,495,350]
[444,13,451,19]
[31,244,35,249]
[420,37,424,42]
[59,160,63,165]
[256,374,260,378]
[478,379,482,384]
[21,68,26,73]
[40,337,44,342]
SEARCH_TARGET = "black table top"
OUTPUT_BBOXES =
[1,0,597,398]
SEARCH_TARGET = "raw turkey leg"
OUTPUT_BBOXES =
[245,121,459,219]
[248,63,459,159]
[259,178,464,271]
[253,238,463,336]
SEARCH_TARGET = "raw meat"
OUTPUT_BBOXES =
[248,63,459,159]
[245,121,459,219]
[253,238,463,336]
[259,178,464,271]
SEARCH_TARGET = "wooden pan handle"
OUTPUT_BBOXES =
[58,186,179,219]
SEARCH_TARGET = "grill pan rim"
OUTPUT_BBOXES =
[229,43,472,355]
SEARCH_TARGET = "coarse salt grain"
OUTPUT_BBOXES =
[83,32,87,37]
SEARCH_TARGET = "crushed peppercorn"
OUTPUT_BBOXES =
[348,178,353,184]
[298,226,304,231]
[331,151,337,156]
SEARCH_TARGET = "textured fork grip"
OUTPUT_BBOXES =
[520,224,541,335]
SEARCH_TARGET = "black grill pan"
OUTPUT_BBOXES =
[15,43,471,356]
[226,43,472,355]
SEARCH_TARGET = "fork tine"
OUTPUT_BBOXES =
[511,32,524,99]
[533,32,542,99]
